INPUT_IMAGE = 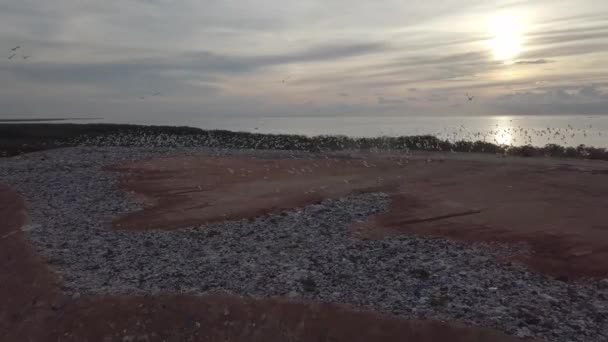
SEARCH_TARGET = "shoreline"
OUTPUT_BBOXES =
[2,123,607,161]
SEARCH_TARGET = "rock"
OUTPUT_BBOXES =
[430,295,450,307]
[300,276,317,293]
[540,294,559,303]
[410,268,431,280]
[525,316,541,325]
[515,327,533,338]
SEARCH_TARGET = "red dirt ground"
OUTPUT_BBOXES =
[1,182,524,341]
[108,156,401,230]
[111,152,608,279]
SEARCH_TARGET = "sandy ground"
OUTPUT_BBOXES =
[0,182,522,342]
[113,151,608,279]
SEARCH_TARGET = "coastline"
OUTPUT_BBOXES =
[2,123,607,161]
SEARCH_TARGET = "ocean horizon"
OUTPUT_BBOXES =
[6,114,608,148]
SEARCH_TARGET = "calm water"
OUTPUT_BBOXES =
[186,115,608,148]
[9,115,608,148]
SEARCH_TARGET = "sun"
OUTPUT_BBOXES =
[489,15,524,62]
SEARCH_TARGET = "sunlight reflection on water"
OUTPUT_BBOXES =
[45,115,608,148]
[188,115,608,148]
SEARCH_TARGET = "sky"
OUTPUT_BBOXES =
[1,0,608,122]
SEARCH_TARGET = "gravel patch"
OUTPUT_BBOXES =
[1,147,607,342]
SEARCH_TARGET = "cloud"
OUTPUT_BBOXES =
[377,96,405,105]
[578,84,608,98]
[495,84,608,115]
[2,1,608,120]
[521,42,607,60]
[1,40,388,98]
[244,41,390,67]
[428,93,449,102]
[386,51,491,70]
[529,31,608,47]
[526,23,608,42]
[293,49,500,91]
[514,59,554,65]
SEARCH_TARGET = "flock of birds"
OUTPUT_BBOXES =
[62,121,603,154]
[8,45,30,61]
[435,122,601,147]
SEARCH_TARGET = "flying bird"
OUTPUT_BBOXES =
[466,93,474,101]
[10,46,20,52]
[152,92,161,96]
[22,55,30,60]
[8,53,16,60]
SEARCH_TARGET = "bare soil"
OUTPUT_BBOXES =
[109,156,401,230]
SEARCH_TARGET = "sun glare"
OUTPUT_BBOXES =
[489,15,524,62]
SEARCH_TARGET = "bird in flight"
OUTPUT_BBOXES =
[11,46,20,52]
[152,92,161,96]
[8,53,16,60]
[466,93,474,101]
[22,55,30,60]
[281,76,291,84]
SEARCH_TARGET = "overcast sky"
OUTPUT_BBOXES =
[1,0,607,121]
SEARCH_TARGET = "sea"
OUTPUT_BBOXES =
[4,115,608,148]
